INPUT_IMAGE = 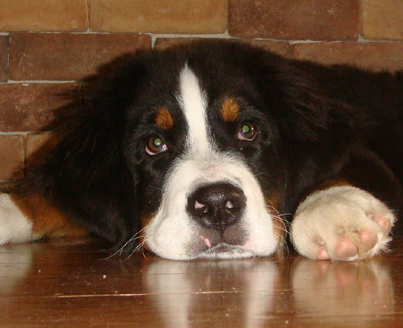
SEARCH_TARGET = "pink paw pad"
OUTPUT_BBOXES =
[359,230,378,252]
[335,237,358,260]
[317,247,330,260]
[376,215,392,233]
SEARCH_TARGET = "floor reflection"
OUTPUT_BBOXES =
[143,258,281,328]
[292,258,395,317]
[0,244,33,294]
[143,256,395,327]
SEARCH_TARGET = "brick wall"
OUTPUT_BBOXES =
[1,0,403,180]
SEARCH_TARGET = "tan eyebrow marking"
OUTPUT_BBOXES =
[155,108,174,130]
[221,98,241,122]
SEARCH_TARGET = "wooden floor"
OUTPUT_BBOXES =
[1,236,403,328]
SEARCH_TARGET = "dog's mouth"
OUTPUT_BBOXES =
[195,244,256,259]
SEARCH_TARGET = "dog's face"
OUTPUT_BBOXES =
[122,46,289,260]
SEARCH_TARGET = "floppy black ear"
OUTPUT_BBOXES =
[255,55,363,144]
[253,54,367,213]
[15,54,147,249]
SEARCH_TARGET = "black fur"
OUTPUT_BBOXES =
[7,40,403,250]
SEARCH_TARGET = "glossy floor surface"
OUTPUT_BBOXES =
[1,236,403,328]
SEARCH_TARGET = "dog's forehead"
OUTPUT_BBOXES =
[144,62,243,134]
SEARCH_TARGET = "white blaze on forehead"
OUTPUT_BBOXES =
[177,64,211,153]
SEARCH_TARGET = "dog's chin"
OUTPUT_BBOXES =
[194,244,257,260]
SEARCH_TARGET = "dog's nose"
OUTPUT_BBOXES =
[187,183,246,233]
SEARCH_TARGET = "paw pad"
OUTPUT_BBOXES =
[335,236,359,260]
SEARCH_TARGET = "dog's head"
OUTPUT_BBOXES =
[24,41,356,260]
[136,62,285,260]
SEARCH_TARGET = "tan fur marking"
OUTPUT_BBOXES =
[272,216,286,243]
[10,194,87,239]
[139,212,153,251]
[155,108,174,130]
[317,179,351,191]
[221,98,240,122]
[266,197,285,243]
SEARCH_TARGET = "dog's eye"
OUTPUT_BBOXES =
[238,122,257,141]
[145,137,168,155]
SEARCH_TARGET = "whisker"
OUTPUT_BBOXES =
[124,238,148,261]
[265,204,292,259]
[149,185,163,191]
[103,226,147,260]
[274,229,290,258]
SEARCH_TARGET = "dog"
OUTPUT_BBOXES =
[0,40,402,261]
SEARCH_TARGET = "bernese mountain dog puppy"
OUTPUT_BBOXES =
[0,40,402,261]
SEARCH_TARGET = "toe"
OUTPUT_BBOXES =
[376,215,392,234]
[360,230,378,252]
[317,247,330,260]
[335,237,358,260]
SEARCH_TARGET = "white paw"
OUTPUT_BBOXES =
[290,186,396,261]
[0,194,34,245]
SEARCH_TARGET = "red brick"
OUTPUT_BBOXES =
[154,38,293,57]
[154,38,205,50]
[361,0,403,40]
[90,0,227,34]
[0,135,25,180]
[26,132,53,157]
[248,40,293,58]
[9,33,151,81]
[293,42,403,72]
[0,0,88,32]
[0,83,79,132]
[229,0,359,40]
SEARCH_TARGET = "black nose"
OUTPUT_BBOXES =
[187,182,246,233]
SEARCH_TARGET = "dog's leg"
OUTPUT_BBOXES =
[0,193,87,245]
[290,185,395,261]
